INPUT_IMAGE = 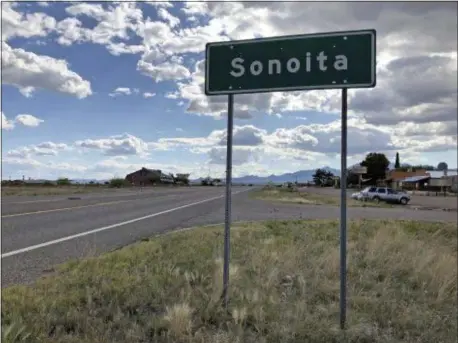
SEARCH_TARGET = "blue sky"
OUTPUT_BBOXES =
[2,1,457,180]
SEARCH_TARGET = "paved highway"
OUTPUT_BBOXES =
[2,186,456,287]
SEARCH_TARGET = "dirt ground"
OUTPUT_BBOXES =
[304,187,458,210]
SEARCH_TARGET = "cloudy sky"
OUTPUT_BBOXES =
[1,1,457,180]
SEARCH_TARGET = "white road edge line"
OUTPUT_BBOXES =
[1,189,251,259]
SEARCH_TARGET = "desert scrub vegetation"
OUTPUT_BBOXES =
[0,186,104,197]
[2,219,456,343]
[109,178,130,188]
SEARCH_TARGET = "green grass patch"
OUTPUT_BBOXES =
[2,220,457,343]
[251,187,394,208]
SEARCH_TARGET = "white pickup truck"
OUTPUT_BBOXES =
[358,186,411,205]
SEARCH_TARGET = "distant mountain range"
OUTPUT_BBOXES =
[192,166,340,185]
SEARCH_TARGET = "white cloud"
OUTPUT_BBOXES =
[2,42,92,98]
[264,120,395,156]
[217,125,267,147]
[143,92,156,98]
[147,118,455,169]
[56,17,88,46]
[109,87,132,97]
[15,114,44,127]
[107,42,145,56]
[1,2,56,41]
[18,86,35,98]
[2,156,44,169]
[145,1,173,8]
[2,156,88,180]
[137,59,191,82]
[6,142,69,158]
[36,142,69,150]
[62,2,144,55]
[6,2,455,127]
[393,121,457,138]
[165,91,179,99]
[157,7,180,28]
[2,2,457,177]
[208,146,263,166]
[164,2,456,127]
[65,3,107,20]
[2,113,15,130]
[351,55,457,126]
[2,112,45,130]
[56,15,144,54]
[75,133,150,157]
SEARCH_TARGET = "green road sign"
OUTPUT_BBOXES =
[205,29,376,95]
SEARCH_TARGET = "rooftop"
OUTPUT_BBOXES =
[402,175,431,183]
[428,170,458,178]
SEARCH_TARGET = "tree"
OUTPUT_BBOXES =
[312,168,334,187]
[56,177,71,186]
[360,153,390,183]
[148,171,161,185]
[110,178,127,188]
[175,173,190,185]
[201,177,212,186]
[413,164,435,171]
[437,162,448,171]
[395,152,400,169]
[396,164,433,172]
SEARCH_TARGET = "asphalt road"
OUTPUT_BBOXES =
[2,186,456,287]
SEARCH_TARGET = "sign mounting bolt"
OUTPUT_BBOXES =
[343,36,347,40]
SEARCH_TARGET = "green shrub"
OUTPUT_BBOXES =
[109,178,128,188]
[56,178,71,186]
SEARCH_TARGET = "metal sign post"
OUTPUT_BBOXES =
[222,94,234,309]
[340,88,348,329]
[205,28,376,323]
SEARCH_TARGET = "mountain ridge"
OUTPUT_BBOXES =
[192,167,340,184]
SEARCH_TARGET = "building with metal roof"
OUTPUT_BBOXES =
[428,170,458,178]
[401,175,431,183]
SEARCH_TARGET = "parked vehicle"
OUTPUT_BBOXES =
[351,191,364,200]
[360,186,411,205]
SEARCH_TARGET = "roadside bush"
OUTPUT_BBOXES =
[56,178,71,186]
[109,178,128,188]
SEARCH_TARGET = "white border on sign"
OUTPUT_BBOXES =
[205,29,376,95]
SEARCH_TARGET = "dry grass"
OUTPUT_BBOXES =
[2,219,457,343]
[252,187,393,208]
[1,186,111,197]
